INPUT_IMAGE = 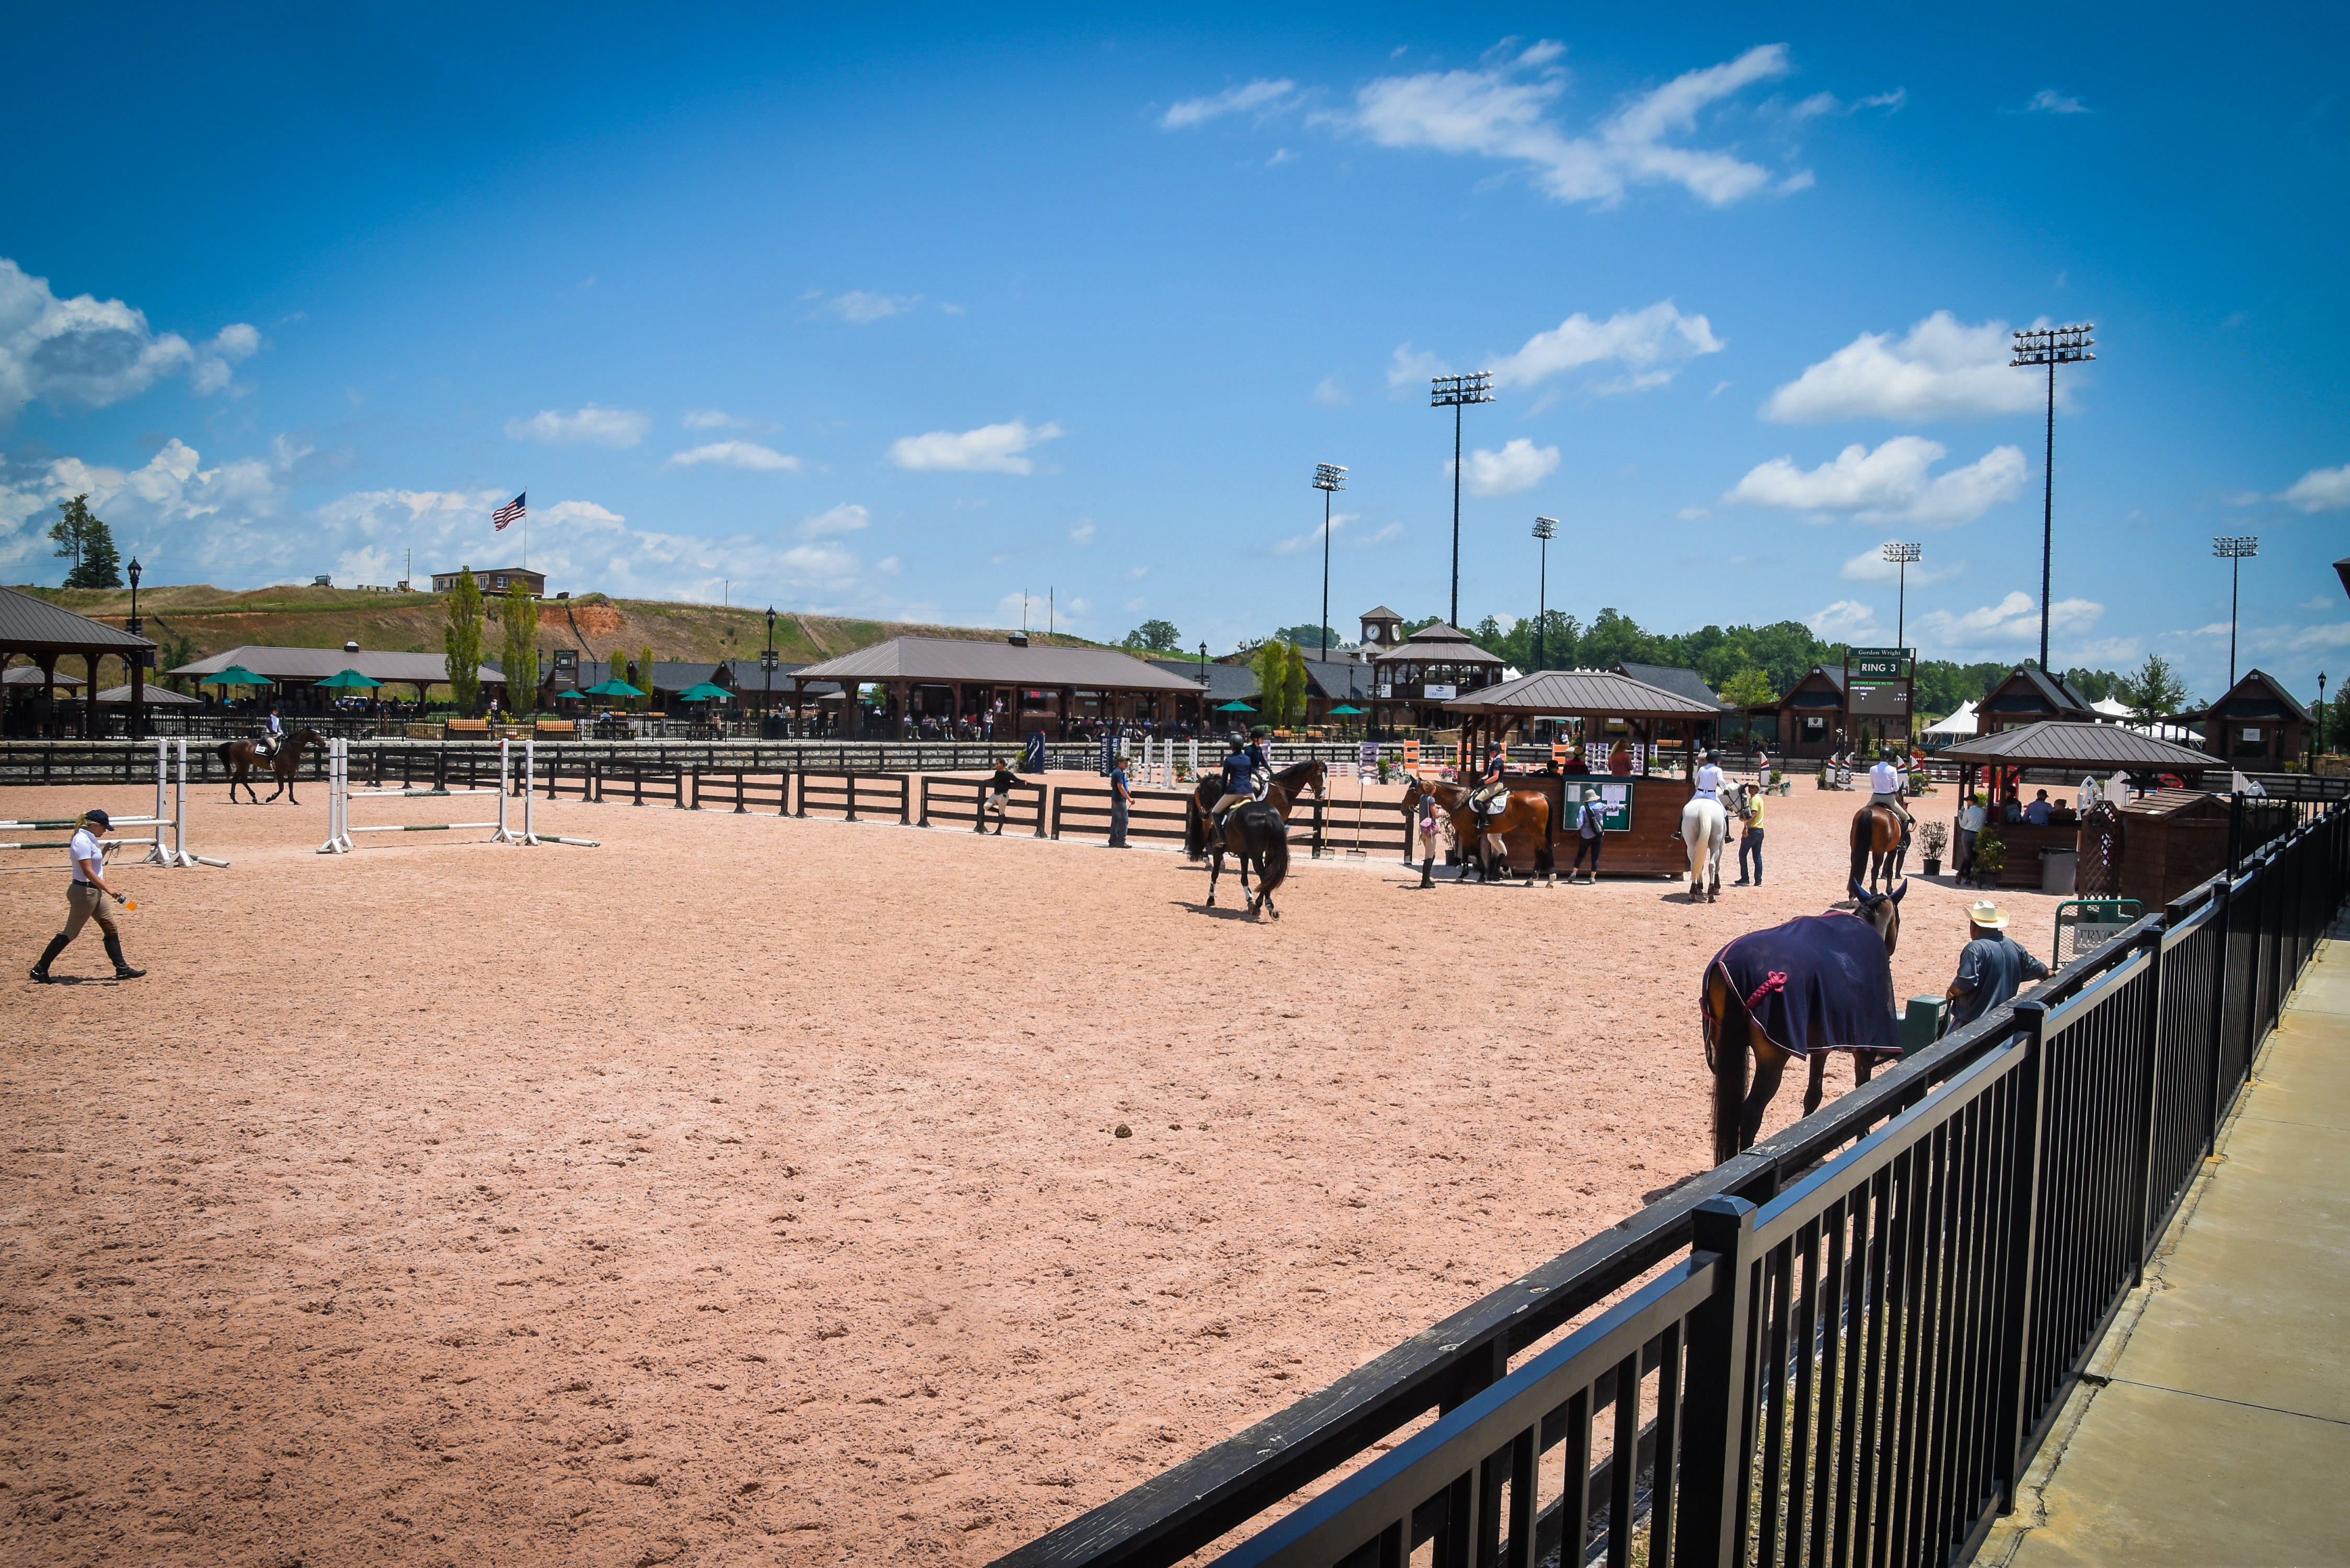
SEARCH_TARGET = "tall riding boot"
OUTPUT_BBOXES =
[102,933,146,981]
[30,933,69,984]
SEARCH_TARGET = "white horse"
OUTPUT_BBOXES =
[1680,793,1729,903]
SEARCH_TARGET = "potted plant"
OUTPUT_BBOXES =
[1970,823,2007,887]
[1918,820,1949,877]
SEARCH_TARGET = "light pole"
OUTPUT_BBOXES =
[2317,671,2326,762]
[1531,518,1557,670]
[2010,323,2095,670]
[2214,536,2257,688]
[126,556,144,740]
[1430,372,1494,628]
[761,605,779,735]
[1882,541,1921,650]
[1312,463,1347,661]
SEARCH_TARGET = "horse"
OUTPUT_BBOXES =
[1702,879,1906,1164]
[1399,775,1554,884]
[215,729,328,804]
[1182,757,1326,860]
[1679,792,1729,902]
[1200,798,1292,918]
[1849,800,1908,894]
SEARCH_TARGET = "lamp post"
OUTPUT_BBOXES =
[1430,372,1495,628]
[1882,541,1921,649]
[126,556,144,741]
[2317,671,2326,763]
[761,605,779,736]
[2010,323,2095,670]
[1531,518,1557,670]
[1312,464,1347,661]
[2214,535,2257,688]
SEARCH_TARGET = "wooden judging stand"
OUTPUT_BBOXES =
[1480,771,1696,876]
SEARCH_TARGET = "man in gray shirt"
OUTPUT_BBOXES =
[1946,900,2047,1027]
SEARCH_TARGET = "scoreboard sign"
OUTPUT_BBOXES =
[1847,648,1912,682]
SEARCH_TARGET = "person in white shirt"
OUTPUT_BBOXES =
[1955,794,1988,881]
[1868,748,1914,833]
[1692,751,1726,802]
[29,808,145,983]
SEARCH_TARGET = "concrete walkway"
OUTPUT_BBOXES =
[1977,913,2350,1566]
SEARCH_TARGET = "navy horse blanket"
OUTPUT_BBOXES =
[1704,912,1899,1064]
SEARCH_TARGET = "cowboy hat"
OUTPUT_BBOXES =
[1966,900,2010,930]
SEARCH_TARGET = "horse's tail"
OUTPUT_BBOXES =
[1255,815,1289,897]
[213,740,236,768]
[1183,792,1206,859]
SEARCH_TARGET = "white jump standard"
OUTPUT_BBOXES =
[1,738,228,872]
[317,739,596,853]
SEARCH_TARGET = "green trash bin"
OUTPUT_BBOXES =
[1899,995,1948,1053]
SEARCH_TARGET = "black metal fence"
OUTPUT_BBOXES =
[997,800,2348,1568]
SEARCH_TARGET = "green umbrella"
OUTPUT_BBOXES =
[579,678,645,698]
[201,665,274,688]
[314,667,382,689]
[1216,699,1257,712]
[1328,704,1366,715]
[675,682,733,701]
[552,685,593,701]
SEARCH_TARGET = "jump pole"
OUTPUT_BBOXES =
[318,738,524,854]
[0,738,224,870]
[519,740,597,847]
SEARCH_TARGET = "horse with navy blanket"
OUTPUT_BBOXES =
[1701,878,1906,1163]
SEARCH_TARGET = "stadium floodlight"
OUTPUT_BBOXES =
[1882,541,1922,650]
[1532,517,1558,670]
[2011,323,2097,670]
[2214,535,2258,687]
[1311,463,1347,661]
[1430,372,1495,628]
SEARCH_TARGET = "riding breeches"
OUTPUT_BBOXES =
[61,883,120,944]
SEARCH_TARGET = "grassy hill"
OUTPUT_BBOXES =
[13,583,1106,687]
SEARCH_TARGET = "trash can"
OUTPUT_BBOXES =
[2040,846,2078,896]
[1899,996,1948,1052]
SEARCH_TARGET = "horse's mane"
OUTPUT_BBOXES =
[1270,757,1323,793]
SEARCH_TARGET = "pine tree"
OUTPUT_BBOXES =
[500,581,541,716]
[1282,640,1309,728]
[443,568,485,714]
[49,494,125,589]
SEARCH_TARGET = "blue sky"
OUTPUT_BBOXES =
[3,5,2345,701]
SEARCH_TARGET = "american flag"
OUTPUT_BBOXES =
[492,492,526,531]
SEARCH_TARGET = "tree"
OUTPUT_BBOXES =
[1720,667,1779,708]
[158,631,200,690]
[443,568,485,714]
[1270,621,1350,653]
[637,643,658,707]
[1120,619,1182,653]
[1284,640,1309,726]
[49,494,124,589]
[1249,640,1308,728]
[609,649,634,710]
[2117,653,2190,727]
[500,581,541,716]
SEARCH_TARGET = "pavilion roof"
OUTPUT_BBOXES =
[0,585,156,658]
[1934,720,2217,771]
[1441,668,1722,717]
[790,636,1203,691]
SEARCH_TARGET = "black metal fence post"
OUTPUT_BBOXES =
[1995,1000,2049,1513]
[2128,919,2168,1288]
[1675,1195,1758,1568]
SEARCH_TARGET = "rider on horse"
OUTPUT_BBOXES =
[1869,748,1914,834]
[260,705,283,760]
[1693,749,1725,803]
[1468,746,1509,814]
[1209,732,1263,827]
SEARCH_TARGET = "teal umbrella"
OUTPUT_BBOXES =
[675,682,732,702]
[579,678,645,698]
[552,686,592,701]
[201,665,273,688]
[314,667,382,689]
[1328,704,1366,715]
[1216,699,1257,712]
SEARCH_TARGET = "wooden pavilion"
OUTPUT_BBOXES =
[1975,666,2099,736]
[787,635,1207,740]
[2185,670,2311,768]
[1367,621,1506,732]
[1442,670,1725,877]
[1932,721,2224,892]
[0,585,156,739]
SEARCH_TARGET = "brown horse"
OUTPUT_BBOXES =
[1703,879,1905,1163]
[216,729,327,804]
[1182,758,1326,860]
[1199,797,1293,917]
[1401,776,1555,883]
[1849,800,1907,894]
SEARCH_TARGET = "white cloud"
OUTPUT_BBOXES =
[2279,464,2350,512]
[1386,344,1453,389]
[504,405,649,448]
[0,258,258,416]
[1791,88,1905,120]
[1726,436,2026,527]
[1162,78,1295,129]
[1462,439,1561,497]
[1069,520,1097,544]
[876,555,901,576]
[681,408,740,429]
[1353,521,1405,549]
[1914,590,2104,650]
[825,291,917,325]
[1271,511,1356,557]
[1311,376,1351,407]
[1342,41,1797,208]
[662,441,800,472]
[1807,599,1884,641]
[0,434,317,580]
[1484,301,1723,390]
[797,503,870,539]
[1765,312,2051,422]
[2024,89,2090,115]
[1839,544,1965,585]
[888,418,1062,475]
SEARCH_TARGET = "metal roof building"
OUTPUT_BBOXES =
[0,584,158,737]
[171,644,495,693]
[788,636,1209,739]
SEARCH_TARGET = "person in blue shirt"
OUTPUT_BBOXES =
[1209,736,1256,828]
[1108,757,1131,847]
[1945,901,2048,1028]
[1469,747,1508,813]
[260,704,283,759]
